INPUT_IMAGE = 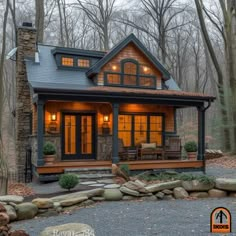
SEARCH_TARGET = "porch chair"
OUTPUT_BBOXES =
[164,136,182,160]
[118,138,136,161]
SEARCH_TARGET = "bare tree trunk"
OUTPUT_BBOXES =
[57,0,65,46]
[35,0,45,43]
[0,0,10,195]
[195,0,231,151]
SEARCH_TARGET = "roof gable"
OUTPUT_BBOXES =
[86,34,171,80]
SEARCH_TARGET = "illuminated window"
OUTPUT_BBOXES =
[78,59,90,68]
[124,62,137,74]
[107,74,121,84]
[61,57,73,66]
[140,77,155,87]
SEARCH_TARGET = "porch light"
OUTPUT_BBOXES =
[51,113,57,121]
[143,66,148,72]
[103,115,109,122]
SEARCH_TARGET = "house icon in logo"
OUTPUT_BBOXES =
[211,207,231,233]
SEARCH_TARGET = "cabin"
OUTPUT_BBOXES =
[15,23,215,181]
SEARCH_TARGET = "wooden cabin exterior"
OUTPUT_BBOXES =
[15,23,215,181]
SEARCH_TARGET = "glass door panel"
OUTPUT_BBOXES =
[118,115,132,146]
[150,116,163,146]
[134,115,147,145]
[81,116,92,154]
[64,115,76,154]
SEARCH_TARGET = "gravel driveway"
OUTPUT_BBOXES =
[12,198,236,236]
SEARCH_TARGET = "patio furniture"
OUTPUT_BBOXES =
[118,138,136,161]
[137,143,164,160]
[164,137,182,160]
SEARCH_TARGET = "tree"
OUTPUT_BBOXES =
[0,0,10,195]
[75,0,117,50]
[35,0,45,43]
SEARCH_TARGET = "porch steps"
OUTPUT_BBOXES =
[64,167,115,182]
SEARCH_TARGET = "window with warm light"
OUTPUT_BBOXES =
[61,57,74,66]
[105,59,156,89]
[78,59,90,68]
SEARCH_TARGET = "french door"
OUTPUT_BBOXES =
[62,113,96,160]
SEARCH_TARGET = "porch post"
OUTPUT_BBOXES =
[37,100,45,166]
[112,103,119,164]
[197,106,205,170]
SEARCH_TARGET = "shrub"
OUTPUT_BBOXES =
[43,141,56,155]
[184,141,197,152]
[59,173,79,191]
[120,164,130,176]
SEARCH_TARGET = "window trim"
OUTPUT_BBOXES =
[104,58,157,89]
[118,112,165,148]
[57,54,91,70]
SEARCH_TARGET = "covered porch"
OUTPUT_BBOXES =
[31,86,214,177]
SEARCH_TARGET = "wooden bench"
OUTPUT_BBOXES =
[137,143,164,160]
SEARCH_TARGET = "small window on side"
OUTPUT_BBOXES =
[78,59,90,68]
[61,57,73,66]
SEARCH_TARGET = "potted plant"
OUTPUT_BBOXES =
[184,141,197,159]
[43,141,56,165]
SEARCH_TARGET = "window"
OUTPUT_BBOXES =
[78,59,90,68]
[105,59,156,89]
[118,114,163,147]
[61,57,73,66]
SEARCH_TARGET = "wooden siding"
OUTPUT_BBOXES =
[41,102,175,135]
[97,42,162,87]
[36,160,203,174]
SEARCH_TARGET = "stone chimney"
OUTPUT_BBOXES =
[16,22,36,182]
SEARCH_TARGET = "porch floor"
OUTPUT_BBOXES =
[36,160,203,174]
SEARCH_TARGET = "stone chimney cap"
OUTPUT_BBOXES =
[22,22,33,27]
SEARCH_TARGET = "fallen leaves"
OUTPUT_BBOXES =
[8,183,35,197]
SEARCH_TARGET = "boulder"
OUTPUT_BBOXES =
[123,181,147,193]
[0,212,9,226]
[208,189,227,198]
[145,180,182,193]
[60,196,88,207]
[9,230,29,236]
[0,203,6,213]
[104,184,120,189]
[140,196,157,201]
[37,209,58,217]
[173,187,189,199]
[135,179,146,187]
[189,192,208,198]
[40,223,95,236]
[120,186,139,196]
[162,189,173,195]
[32,198,54,209]
[103,189,123,201]
[0,195,24,204]
[182,180,214,191]
[122,196,136,201]
[78,200,95,207]
[215,178,236,191]
[156,192,165,199]
[92,197,105,201]
[50,188,104,202]
[4,205,17,221]
[163,195,175,200]
[16,203,38,220]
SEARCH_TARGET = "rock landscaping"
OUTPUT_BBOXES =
[2,176,236,231]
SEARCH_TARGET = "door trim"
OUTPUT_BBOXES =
[61,112,97,160]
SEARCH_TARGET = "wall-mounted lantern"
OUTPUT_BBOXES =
[51,113,57,121]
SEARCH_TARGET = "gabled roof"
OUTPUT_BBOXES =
[86,34,171,80]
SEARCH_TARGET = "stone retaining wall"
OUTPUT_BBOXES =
[1,177,236,224]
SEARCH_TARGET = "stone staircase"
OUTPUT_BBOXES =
[64,167,115,182]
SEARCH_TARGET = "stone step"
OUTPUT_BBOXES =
[78,173,115,182]
[64,167,112,175]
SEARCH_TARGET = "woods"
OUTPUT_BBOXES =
[0,0,236,192]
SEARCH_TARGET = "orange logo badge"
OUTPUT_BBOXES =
[210,207,231,233]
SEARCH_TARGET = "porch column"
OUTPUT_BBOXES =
[197,106,205,163]
[112,103,119,164]
[37,100,45,166]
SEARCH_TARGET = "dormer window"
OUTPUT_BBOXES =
[78,59,90,68]
[62,57,73,67]
[104,59,156,89]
